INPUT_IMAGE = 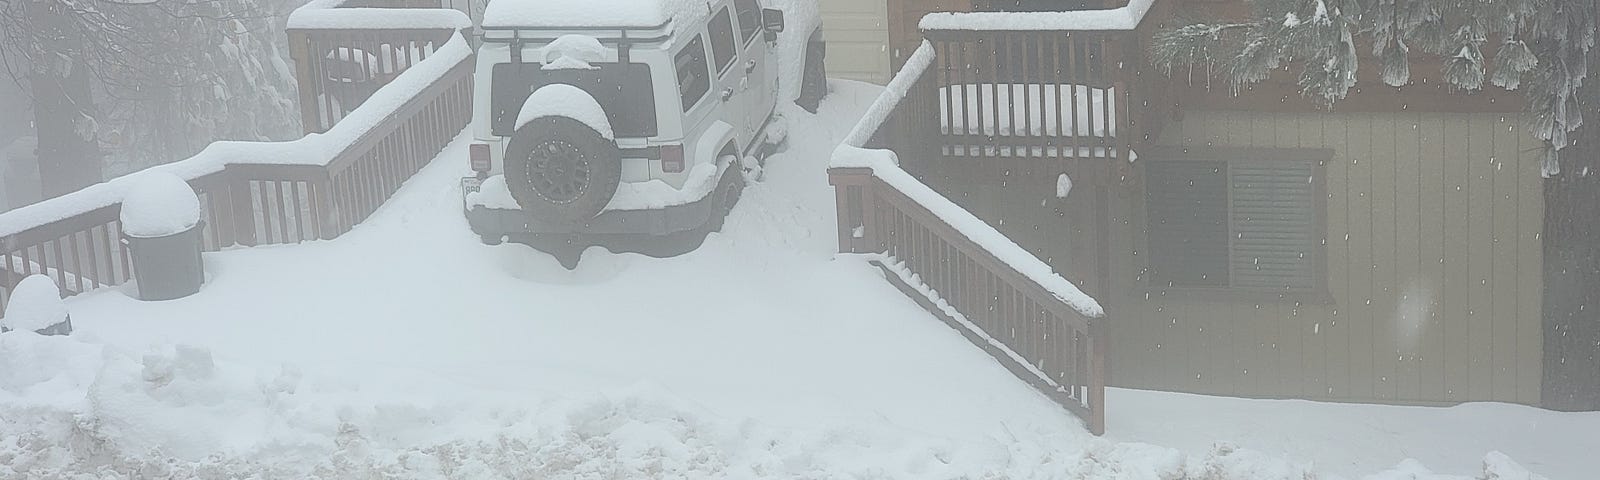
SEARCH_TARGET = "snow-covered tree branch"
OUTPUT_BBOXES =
[1151,0,1597,176]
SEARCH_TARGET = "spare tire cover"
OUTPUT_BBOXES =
[503,116,622,224]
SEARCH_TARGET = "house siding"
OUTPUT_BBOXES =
[818,0,892,84]
[1107,110,1545,405]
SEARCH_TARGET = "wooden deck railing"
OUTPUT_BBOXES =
[0,3,473,316]
[830,40,1110,434]
[287,0,474,133]
[917,28,1142,163]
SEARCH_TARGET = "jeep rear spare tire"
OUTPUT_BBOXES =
[505,116,621,224]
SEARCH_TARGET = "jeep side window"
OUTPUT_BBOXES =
[734,0,761,43]
[675,35,711,111]
[709,7,738,74]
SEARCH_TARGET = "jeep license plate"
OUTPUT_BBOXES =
[461,177,482,206]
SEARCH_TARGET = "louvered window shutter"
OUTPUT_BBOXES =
[1146,157,1320,291]
[1229,159,1318,290]
[1146,160,1230,287]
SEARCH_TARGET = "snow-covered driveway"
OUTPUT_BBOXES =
[70,81,1072,435]
[3,82,1106,477]
[3,81,1593,479]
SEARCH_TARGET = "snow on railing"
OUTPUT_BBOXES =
[1,7,474,317]
[832,42,1103,318]
[0,33,470,241]
[829,40,1109,434]
[289,3,471,30]
[289,0,472,133]
[919,0,1155,31]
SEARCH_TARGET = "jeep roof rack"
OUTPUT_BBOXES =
[480,21,674,46]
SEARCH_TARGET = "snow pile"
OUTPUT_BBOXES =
[940,84,1117,137]
[1,275,65,333]
[1057,173,1073,198]
[541,35,607,70]
[483,0,701,29]
[606,161,725,211]
[920,0,1155,31]
[1480,452,1550,480]
[465,174,520,210]
[0,330,1401,480]
[119,172,201,238]
[1106,388,1597,480]
[469,162,727,212]
[517,84,615,140]
[766,0,824,102]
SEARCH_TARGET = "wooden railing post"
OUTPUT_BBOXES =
[1088,315,1108,435]
[288,29,322,135]
[230,176,258,247]
[312,171,340,240]
[828,167,876,254]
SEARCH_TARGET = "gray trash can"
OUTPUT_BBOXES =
[124,221,206,301]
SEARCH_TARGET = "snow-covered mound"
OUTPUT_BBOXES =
[119,172,201,238]
[517,84,614,140]
[1,275,65,333]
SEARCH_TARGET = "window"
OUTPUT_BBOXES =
[1145,153,1323,293]
[675,35,711,111]
[734,0,761,43]
[709,8,738,74]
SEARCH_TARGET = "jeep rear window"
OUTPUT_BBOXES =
[490,62,658,138]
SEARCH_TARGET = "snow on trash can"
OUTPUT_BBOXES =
[1,274,72,335]
[120,172,206,301]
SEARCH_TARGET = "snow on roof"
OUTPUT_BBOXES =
[482,0,705,29]
[919,0,1156,31]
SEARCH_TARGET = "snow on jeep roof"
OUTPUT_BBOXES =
[482,0,706,29]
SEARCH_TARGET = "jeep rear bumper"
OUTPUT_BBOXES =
[463,178,721,238]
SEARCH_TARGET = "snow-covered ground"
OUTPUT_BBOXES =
[1106,389,1597,480]
[1,81,1594,479]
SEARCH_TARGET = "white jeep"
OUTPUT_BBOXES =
[463,0,826,268]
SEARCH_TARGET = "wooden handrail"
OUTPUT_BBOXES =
[830,34,1114,434]
[830,165,1108,434]
[1,9,474,317]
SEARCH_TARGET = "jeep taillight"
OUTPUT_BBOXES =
[470,143,491,175]
[661,144,685,173]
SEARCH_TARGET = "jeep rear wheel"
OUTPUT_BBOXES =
[505,116,621,224]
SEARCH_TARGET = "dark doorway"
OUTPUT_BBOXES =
[1543,142,1600,411]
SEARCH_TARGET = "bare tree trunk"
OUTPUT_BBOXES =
[25,0,103,198]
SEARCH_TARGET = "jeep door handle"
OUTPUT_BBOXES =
[720,88,735,102]
[745,59,757,73]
